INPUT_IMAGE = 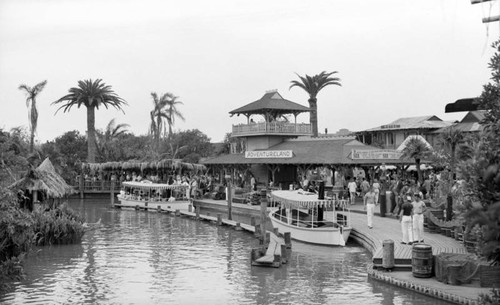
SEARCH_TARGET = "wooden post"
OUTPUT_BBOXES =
[235,222,243,231]
[175,209,180,216]
[135,205,140,210]
[188,204,193,212]
[284,232,292,249]
[281,244,287,264]
[260,192,267,245]
[110,178,115,206]
[226,176,233,220]
[250,217,256,226]
[217,213,222,226]
[79,173,84,199]
[265,232,270,246]
[254,225,261,238]
[196,206,200,220]
[273,227,279,236]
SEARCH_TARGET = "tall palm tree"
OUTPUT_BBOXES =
[97,118,130,161]
[165,94,185,139]
[401,137,433,184]
[149,92,171,151]
[18,80,48,153]
[52,79,127,163]
[290,71,341,137]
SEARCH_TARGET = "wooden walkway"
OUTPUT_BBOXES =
[347,204,468,269]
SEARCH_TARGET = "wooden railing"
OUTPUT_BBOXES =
[232,122,312,136]
[79,180,123,192]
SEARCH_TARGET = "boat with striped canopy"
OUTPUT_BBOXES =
[117,181,190,209]
[268,190,351,246]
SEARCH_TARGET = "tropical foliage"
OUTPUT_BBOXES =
[460,40,500,265]
[168,129,212,163]
[96,118,129,162]
[400,137,432,184]
[52,79,127,163]
[290,71,341,137]
[18,80,47,153]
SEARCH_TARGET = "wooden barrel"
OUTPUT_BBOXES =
[412,243,433,278]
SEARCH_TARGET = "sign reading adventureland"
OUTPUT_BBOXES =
[351,149,402,160]
[245,150,293,159]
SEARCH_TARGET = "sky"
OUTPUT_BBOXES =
[1,0,499,144]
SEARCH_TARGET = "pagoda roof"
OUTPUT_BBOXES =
[229,91,310,117]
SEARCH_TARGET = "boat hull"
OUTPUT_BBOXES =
[269,210,351,246]
[117,194,191,210]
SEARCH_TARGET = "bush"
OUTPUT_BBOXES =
[32,203,86,246]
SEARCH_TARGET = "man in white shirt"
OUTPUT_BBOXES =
[412,193,426,243]
[348,178,357,205]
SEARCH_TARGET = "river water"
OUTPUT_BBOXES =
[0,199,453,305]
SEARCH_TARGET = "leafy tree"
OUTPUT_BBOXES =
[18,80,47,153]
[0,128,30,186]
[40,130,87,183]
[168,129,212,163]
[290,71,341,137]
[400,137,432,184]
[52,79,127,163]
[461,40,500,265]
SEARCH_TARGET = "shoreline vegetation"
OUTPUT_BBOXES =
[0,188,86,291]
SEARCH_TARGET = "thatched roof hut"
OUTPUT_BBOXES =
[9,158,75,198]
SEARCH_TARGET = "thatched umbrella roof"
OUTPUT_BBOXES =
[9,158,75,198]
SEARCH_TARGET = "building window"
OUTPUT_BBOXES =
[388,133,394,145]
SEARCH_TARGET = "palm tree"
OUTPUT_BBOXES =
[401,137,432,184]
[165,94,185,139]
[18,80,48,153]
[149,92,171,151]
[290,71,341,137]
[439,126,465,182]
[97,118,130,161]
[52,79,127,163]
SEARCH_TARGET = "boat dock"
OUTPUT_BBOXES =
[113,198,490,304]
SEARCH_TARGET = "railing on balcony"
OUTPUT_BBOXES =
[232,122,312,136]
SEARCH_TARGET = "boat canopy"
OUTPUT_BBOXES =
[270,190,336,209]
[122,181,188,191]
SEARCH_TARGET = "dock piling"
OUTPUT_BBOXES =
[284,232,292,249]
[195,206,200,220]
[217,213,222,226]
[235,222,243,231]
[157,205,161,212]
[188,204,193,212]
[250,217,256,226]
[175,209,180,216]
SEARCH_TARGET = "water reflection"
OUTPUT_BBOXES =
[0,199,453,305]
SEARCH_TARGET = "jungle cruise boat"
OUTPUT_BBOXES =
[268,190,352,246]
[117,181,191,209]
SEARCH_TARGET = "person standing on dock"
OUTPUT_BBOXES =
[363,185,377,229]
[411,193,426,243]
[360,177,370,198]
[399,196,414,245]
[348,178,357,205]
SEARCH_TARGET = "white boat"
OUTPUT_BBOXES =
[117,181,191,209]
[268,190,352,246]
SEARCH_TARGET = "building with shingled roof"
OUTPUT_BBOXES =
[356,115,453,150]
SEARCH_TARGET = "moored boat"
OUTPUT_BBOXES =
[117,181,191,209]
[269,190,351,246]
